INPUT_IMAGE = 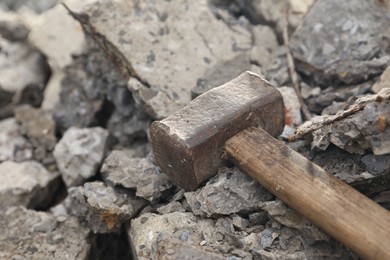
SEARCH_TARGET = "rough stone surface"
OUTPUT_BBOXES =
[0,118,33,162]
[28,0,88,69]
[373,66,390,93]
[0,160,60,208]
[65,181,146,233]
[278,86,302,126]
[53,41,151,144]
[14,105,57,165]
[1,0,60,13]
[0,9,30,41]
[360,154,390,176]
[53,127,108,187]
[150,234,225,260]
[101,150,173,202]
[184,167,273,217]
[73,0,261,119]
[0,36,50,118]
[290,0,390,86]
[0,206,90,259]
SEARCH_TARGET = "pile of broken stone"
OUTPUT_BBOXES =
[1,0,389,259]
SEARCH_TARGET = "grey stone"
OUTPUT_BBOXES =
[53,127,108,187]
[361,154,390,176]
[53,42,151,144]
[0,36,50,119]
[1,0,60,13]
[101,150,173,202]
[231,214,249,231]
[260,228,278,249]
[248,211,269,226]
[14,105,56,164]
[184,167,273,217]
[290,0,390,86]
[262,201,305,230]
[156,201,184,214]
[0,118,33,162]
[150,233,225,260]
[71,0,255,119]
[130,211,254,259]
[0,206,90,259]
[0,161,60,208]
[373,66,390,93]
[0,9,30,41]
[65,181,146,233]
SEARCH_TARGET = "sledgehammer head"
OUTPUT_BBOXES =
[150,71,285,190]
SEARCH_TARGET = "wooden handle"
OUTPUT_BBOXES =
[225,127,390,260]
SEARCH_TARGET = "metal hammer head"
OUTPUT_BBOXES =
[150,71,285,190]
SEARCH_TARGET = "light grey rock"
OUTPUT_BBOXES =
[65,181,146,233]
[71,0,254,119]
[101,150,173,202]
[328,92,390,155]
[130,211,254,259]
[0,206,90,260]
[150,233,225,260]
[156,201,184,214]
[0,118,33,162]
[0,36,50,118]
[373,67,390,93]
[14,105,56,164]
[231,214,249,231]
[184,167,273,217]
[0,9,30,41]
[0,161,60,208]
[278,86,302,126]
[1,0,60,13]
[262,201,305,230]
[53,127,108,187]
[28,0,88,69]
[290,0,390,86]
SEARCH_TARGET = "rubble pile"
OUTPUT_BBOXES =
[0,0,389,259]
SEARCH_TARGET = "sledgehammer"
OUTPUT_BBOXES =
[150,71,390,259]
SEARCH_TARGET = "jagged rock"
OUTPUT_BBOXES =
[28,0,88,69]
[184,167,273,217]
[156,201,184,215]
[0,206,90,259]
[65,181,146,233]
[0,9,30,41]
[1,0,60,13]
[150,233,225,260]
[101,150,173,202]
[130,211,255,259]
[14,105,56,164]
[373,66,390,93]
[0,118,33,162]
[290,0,390,86]
[278,86,302,126]
[0,35,50,119]
[0,160,60,208]
[262,201,305,230]
[53,127,108,187]
[231,214,249,231]
[53,42,151,144]
[70,0,256,119]
[360,154,390,176]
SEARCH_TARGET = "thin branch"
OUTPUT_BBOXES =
[282,8,311,121]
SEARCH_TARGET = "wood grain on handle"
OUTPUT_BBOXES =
[225,127,390,260]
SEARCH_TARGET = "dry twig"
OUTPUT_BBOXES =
[282,8,311,121]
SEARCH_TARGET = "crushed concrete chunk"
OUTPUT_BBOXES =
[262,200,305,229]
[184,167,273,217]
[53,127,108,187]
[0,36,50,118]
[101,150,173,202]
[0,161,60,208]
[360,154,390,176]
[0,206,90,260]
[0,118,33,162]
[65,181,146,233]
[290,0,390,86]
[14,105,56,164]
[373,66,390,93]
[71,0,254,119]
